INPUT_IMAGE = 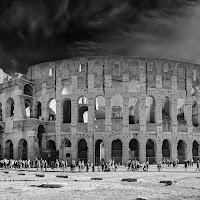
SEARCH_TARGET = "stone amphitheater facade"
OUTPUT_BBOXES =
[0,56,200,164]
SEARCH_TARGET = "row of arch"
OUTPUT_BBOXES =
[60,95,198,127]
[3,82,198,127]
[2,137,199,164]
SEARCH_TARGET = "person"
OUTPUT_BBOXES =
[142,162,146,171]
[101,160,105,172]
[146,161,149,172]
[81,160,85,171]
[184,160,188,171]
[157,161,162,171]
[86,160,90,172]
[44,160,48,171]
[114,162,118,171]
[196,159,200,171]
[78,160,81,172]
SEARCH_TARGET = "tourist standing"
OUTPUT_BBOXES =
[196,160,200,171]
[146,161,149,171]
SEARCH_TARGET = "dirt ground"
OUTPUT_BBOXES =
[0,166,200,200]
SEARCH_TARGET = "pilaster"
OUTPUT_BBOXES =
[41,83,48,120]
[55,78,62,152]
[123,98,129,133]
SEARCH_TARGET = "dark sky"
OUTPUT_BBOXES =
[0,0,199,75]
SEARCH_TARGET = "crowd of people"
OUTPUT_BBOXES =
[0,157,199,172]
[0,157,119,172]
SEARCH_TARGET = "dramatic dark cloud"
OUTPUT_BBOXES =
[0,0,199,74]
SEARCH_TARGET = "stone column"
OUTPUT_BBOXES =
[123,139,129,165]
[139,74,146,132]
[156,139,162,163]
[31,97,37,118]
[139,137,146,163]
[186,140,192,160]
[87,136,94,163]
[171,139,177,161]
[88,96,95,133]
[123,98,129,133]
[71,137,77,162]
[156,96,163,132]
[14,90,23,120]
[105,97,112,132]
[104,135,111,162]
[171,75,178,133]
[41,83,48,121]
[55,78,62,156]
[171,97,178,133]
[186,97,193,133]
[28,131,36,160]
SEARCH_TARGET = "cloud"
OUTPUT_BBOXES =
[0,0,200,74]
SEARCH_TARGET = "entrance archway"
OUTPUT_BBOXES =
[37,125,45,149]
[129,139,139,160]
[162,139,171,160]
[111,139,122,164]
[192,140,199,162]
[5,140,13,159]
[18,139,28,160]
[78,139,88,163]
[146,139,156,164]
[177,140,187,163]
[95,139,104,165]
[46,140,57,163]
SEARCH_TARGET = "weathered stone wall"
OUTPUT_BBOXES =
[1,56,200,163]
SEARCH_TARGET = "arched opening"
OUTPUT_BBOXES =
[46,140,57,163]
[62,139,72,163]
[95,96,105,120]
[6,98,14,117]
[18,139,28,160]
[24,84,33,96]
[47,140,56,151]
[78,96,88,123]
[129,97,139,124]
[192,140,199,162]
[192,101,198,127]
[48,99,56,121]
[5,140,13,159]
[63,98,71,123]
[78,139,88,163]
[95,139,104,165]
[177,98,186,125]
[65,139,71,147]
[111,139,122,164]
[129,79,140,93]
[162,139,171,160]
[129,139,139,160]
[146,139,156,164]
[25,99,32,118]
[62,86,72,95]
[0,103,2,121]
[146,96,155,123]
[49,67,54,76]
[162,96,170,131]
[111,94,123,119]
[177,140,187,163]
[36,102,42,119]
[37,125,45,149]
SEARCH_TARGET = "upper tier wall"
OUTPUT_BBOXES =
[27,56,200,91]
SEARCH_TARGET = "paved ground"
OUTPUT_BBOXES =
[0,165,200,200]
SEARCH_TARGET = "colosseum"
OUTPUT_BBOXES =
[0,56,200,165]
